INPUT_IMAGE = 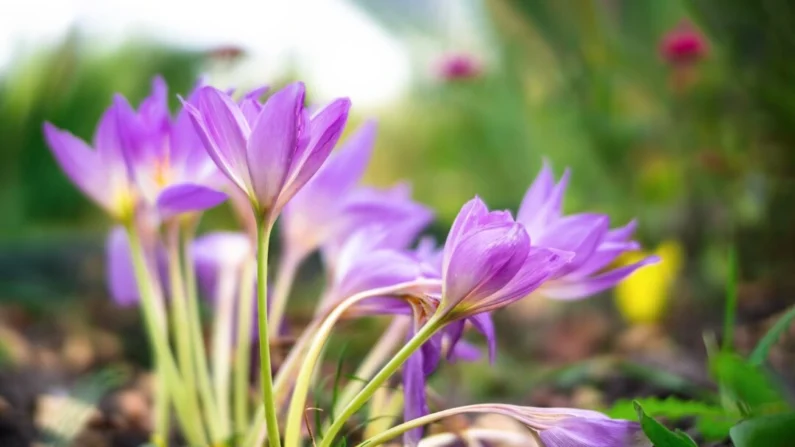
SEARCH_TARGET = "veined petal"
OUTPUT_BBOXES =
[539,417,649,447]
[43,123,112,212]
[188,87,253,194]
[541,255,660,300]
[156,183,227,219]
[403,347,428,447]
[442,197,490,273]
[277,96,351,210]
[468,313,495,363]
[247,82,306,211]
[522,168,570,237]
[441,223,530,316]
[565,240,640,280]
[517,160,555,226]
[605,219,637,243]
[535,214,609,274]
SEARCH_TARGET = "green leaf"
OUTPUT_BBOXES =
[709,352,789,414]
[731,413,795,447]
[635,401,698,447]
[610,397,735,441]
[749,305,795,366]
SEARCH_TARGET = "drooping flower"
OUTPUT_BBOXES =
[43,101,137,221]
[435,197,573,322]
[405,404,650,447]
[183,82,351,223]
[114,77,228,219]
[660,21,708,65]
[517,162,659,300]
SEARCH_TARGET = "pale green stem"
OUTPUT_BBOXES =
[180,224,224,441]
[153,369,169,447]
[317,318,441,447]
[126,225,208,446]
[165,225,196,411]
[268,249,303,338]
[283,281,442,447]
[211,264,238,436]
[256,218,282,447]
[234,258,256,435]
[334,318,410,416]
[356,406,481,447]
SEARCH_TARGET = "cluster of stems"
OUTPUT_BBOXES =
[126,214,447,447]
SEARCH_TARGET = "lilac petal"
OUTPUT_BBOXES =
[277,97,351,210]
[605,219,637,243]
[449,339,482,363]
[480,247,574,312]
[421,332,444,375]
[43,123,111,211]
[93,101,128,170]
[468,313,496,363]
[333,250,423,302]
[403,346,428,447]
[565,240,640,280]
[523,169,571,237]
[189,87,252,194]
[539,417,648,447]
[106,227,139,306]
[247,82,306,210]
[156,183,228,219]
[541,255,661,300]
[442,197,489,272]
[192,232,252,300]
[171,80,207,169]
[517,160,555,225]
[535,214,609,274]
[441,223,530,316]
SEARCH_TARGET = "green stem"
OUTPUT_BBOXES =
[268,250,302,338]
[165,225,196,409]
[126,225,208,446]
[234,258,256,435]
[317,319,440,447]
[256,219,282,447]
[181,224,225,440]
[153,369,170,447]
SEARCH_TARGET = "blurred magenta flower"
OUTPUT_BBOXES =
[183,82,351,222]
[517,163,659,300]
[435,52,483,81]
[660,21,708,65]
[114,77,228,219]
[436,197,572,321]
[43,102,137,221]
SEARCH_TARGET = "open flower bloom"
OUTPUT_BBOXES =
[183,82,351,222]
[113,77,228,220]
[407,404,650,447]
[517,163,659,300]
[436,197,573,321]
[43,101,137,221]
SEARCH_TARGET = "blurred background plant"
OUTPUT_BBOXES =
[1,0,795,444]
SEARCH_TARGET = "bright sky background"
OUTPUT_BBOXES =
[0,0,412,107]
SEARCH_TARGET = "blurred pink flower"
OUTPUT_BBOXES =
[435,52,483,81]
[660,21,708,65]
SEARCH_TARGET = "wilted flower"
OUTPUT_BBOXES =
[660,21,708,65]
[183,82,351,222]
[517,163,659,300]
[407,404,650,447]
[436,197,572,321]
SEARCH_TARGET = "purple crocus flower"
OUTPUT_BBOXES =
[43,100,137,221]
[183,82,351,223]
[114,77,228,219]
[517,163,659,300]
[435,197,573,322]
